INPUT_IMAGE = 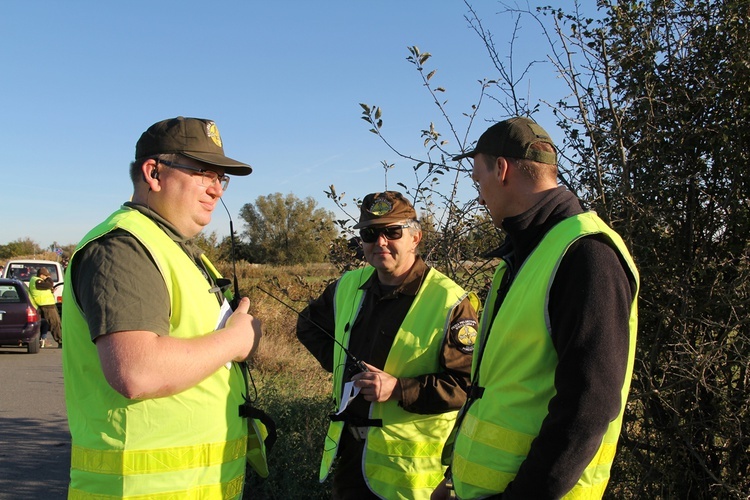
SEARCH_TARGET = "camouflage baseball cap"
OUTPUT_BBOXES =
[452,116,557,165]
[135,116,252,175]
[353,191,418,229]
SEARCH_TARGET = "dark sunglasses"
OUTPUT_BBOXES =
[359,224,411,243]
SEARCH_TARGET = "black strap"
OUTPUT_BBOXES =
[467,384,485,400]
[238,361,277,452]
[239,401,278,452]
[329,413,383,428]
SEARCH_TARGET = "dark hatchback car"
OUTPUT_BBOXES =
[0,278,42,353]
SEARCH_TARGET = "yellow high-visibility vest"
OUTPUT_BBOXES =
[63,207,266,499]
[452,212,639,499]
[29,276,55,307]
[320,265,476,500]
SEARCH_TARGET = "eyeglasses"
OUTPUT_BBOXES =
[158,159,230,191]
[359,224,411,243]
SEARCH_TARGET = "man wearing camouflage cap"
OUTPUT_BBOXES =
[433,117,640,499]
[63,117,266,498]
[298,191,479,500]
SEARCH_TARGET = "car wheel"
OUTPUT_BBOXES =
[27,338,40,354]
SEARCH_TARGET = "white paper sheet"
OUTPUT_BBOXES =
[335,381,361,414]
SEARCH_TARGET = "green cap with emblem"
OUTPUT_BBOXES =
[135,116,252,175]
[452,116,557,165]
[353,191,418,229]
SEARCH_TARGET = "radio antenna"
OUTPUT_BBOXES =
[220,198,241,310]
[256,285,367,374]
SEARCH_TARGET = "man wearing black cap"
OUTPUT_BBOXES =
[297,191,479,500]
[433,117,640,500]
[62,117,265,498]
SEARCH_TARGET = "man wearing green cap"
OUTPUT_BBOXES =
[432,117,640,499]
[298,191,479,500]
[62,117,266,498]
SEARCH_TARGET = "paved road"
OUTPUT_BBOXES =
[0,345,69,499]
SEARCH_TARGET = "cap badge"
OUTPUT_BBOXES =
[368,198,392,216]
[206,121,223,148]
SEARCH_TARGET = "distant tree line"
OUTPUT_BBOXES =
[0,238,74,261]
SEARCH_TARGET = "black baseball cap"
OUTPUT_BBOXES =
[453,116,557,165]
[135,116,252,175]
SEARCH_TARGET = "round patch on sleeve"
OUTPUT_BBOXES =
[451,319,478,353]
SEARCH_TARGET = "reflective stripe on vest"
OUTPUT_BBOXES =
[453,212,639,500]
[320,266,471,500]
[68,475,245,500]
[63,207,249,499]
[69,436,247,474]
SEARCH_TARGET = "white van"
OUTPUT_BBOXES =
[2,259,65,314]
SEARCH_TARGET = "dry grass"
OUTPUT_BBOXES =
[237,264,337,498]
[239,264,335,396]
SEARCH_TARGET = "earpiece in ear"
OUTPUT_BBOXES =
[151,168,159,179]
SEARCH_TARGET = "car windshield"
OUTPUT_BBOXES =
[0,284,22,303]
[6,263,60,282]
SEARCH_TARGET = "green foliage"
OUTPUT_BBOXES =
[239,193,338,265]
[243,370,333,499]
[192,231,221,262]
[0,237,44,259]
[528,1,750,497]
[327,236,366,273]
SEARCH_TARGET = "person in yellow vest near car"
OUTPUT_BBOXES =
[431,117,639,500]
[298,191,480,500]
[29,267,62,348]
[62,116,267,499]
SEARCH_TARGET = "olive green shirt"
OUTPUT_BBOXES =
[71,202,220,342]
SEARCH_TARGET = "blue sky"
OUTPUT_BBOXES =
[2,1,571,249]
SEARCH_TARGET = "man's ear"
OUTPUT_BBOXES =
[412,229,423,249]
[496,157,511,186]
[141,159,161,191]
